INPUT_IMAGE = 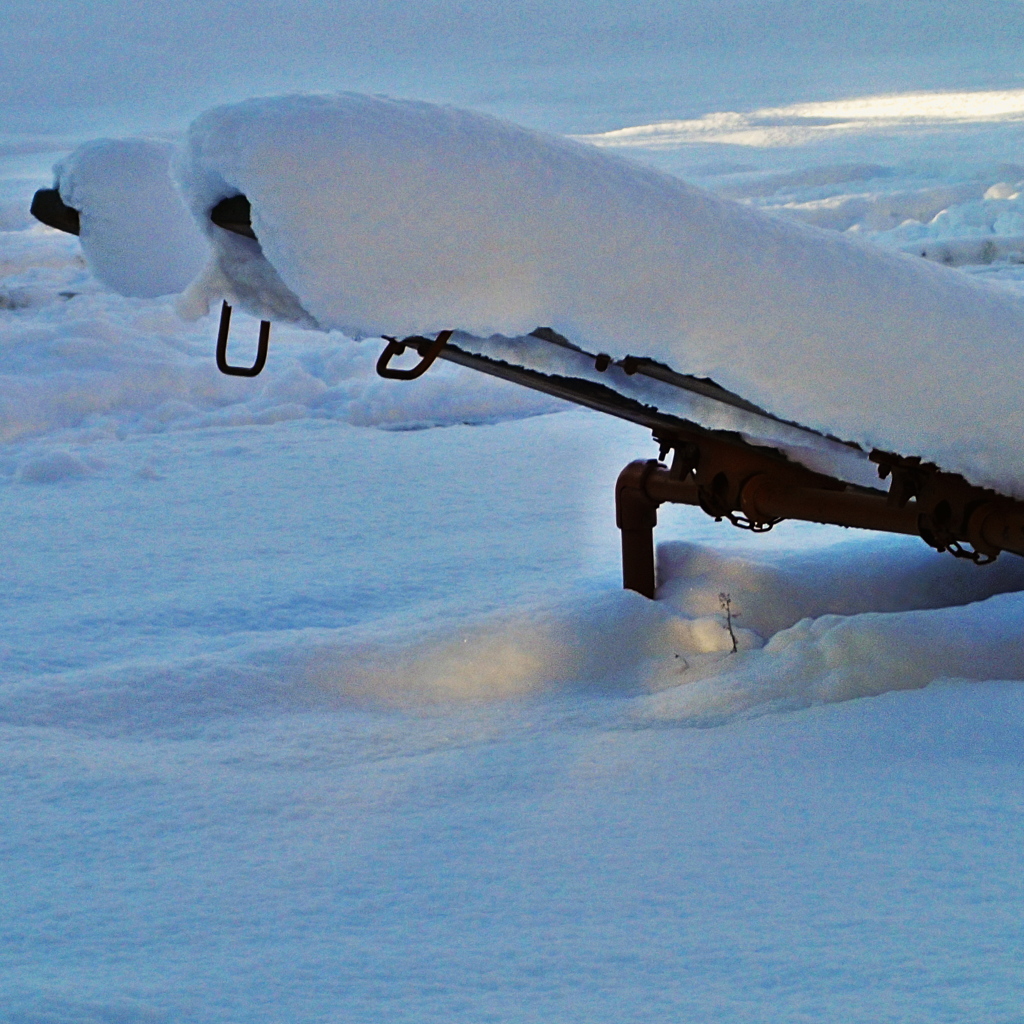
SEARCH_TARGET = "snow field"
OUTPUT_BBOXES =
[5,398,1024,732]
[5,79,1024,1022]
[4,676,1024,1023]
[3,399,1024,1022]
[7,124,1024,731]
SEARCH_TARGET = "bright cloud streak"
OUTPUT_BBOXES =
[577,88,1024,149]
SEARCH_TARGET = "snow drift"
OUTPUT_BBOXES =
[171,93,1024,496]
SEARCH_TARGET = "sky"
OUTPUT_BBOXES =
[4,0,1024,135]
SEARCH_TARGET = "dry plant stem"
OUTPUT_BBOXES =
[719,592,739,653]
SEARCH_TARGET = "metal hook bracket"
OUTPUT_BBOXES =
[216,301,270,377]
[376,330,453,380]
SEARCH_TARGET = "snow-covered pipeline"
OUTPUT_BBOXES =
[64,94,1024,497]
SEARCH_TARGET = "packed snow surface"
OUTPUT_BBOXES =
[6,52,1024,1023]
[4,398,1024,1024]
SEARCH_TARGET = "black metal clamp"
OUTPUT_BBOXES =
[216,301,270,377]
[376,330,453,380]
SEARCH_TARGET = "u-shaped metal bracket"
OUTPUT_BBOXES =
[376,330,453,380]
[216,301,270,377]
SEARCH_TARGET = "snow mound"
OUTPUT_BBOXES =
[7,534,1024,736]
[55,138,208,298]
[640,540,1024,723]
[641,593,1024,725]
[16,448,99,483]
[301,536,1024,721]
[175,94,1024,496]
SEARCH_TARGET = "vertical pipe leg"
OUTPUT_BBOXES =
[616,460,662,598]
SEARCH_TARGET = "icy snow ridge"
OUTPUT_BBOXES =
[175,94,1024,496]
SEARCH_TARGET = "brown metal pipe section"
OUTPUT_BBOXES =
[642,471,699,508]
[646,464,925,537]
[616,461,1024,600]
[615,461,662,598]
[971,503,1024,559]
[736,473,922,536]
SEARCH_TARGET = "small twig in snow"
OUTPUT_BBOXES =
[719,592,739,653]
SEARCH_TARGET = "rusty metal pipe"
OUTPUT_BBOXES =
[644,467,923,535]
[972,504,1024,559]
[635,463,1024,586]
[642,471,699,507]
[616,461,662,598]
[738,473,922,536]
[621,464,936,600]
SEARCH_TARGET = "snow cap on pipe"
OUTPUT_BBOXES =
[173,93,1024,498]
[54,138,209,298]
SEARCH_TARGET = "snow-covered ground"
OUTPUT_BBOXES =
[5,4,1024,1019]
